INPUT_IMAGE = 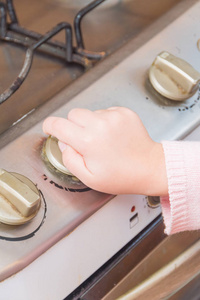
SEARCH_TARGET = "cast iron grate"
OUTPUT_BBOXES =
[0,0,107,103]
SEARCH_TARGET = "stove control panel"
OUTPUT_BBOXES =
[0,169,41,225]
[149,51,200,101]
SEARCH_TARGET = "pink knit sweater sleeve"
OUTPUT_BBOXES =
[160,141,200,235]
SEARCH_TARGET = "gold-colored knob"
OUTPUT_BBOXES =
[0,169,41,225]
[149,51,200,101]
[45,136,73,176]
[147,196,160,208]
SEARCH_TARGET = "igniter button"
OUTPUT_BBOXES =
[149,51,200,101]
[0,169,41,225]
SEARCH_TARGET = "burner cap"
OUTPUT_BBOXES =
[149,51,200,101]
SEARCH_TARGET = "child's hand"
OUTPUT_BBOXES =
[43,107,168,196]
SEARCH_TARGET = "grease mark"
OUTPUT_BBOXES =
[65,187,91,193]
[178,87,200,112]
[50,180,64,190]
[43,174,91,193]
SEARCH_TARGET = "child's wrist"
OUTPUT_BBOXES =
[146,142,168,196]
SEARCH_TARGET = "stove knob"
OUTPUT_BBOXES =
[149,51,200,101]
[45,135,73,176]
[0,169,41,225]
[147,196,160,208]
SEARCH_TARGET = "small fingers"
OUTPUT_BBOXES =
[61,145,92,182]
[67,107,126,125]
[43,116,83,152]
[107,106,121,110]
[67,108,97,127]
[95,107,120,114]
[58,141,67,152]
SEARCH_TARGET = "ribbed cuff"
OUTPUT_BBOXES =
[161,141,200,235]
[161,141,187,235]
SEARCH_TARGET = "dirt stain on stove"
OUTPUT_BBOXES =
[145,78,200,112]
[178,88,200,112]
[42,174,91,193]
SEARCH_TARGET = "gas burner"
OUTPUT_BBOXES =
[0,0,107,104]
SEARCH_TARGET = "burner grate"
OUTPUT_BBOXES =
[0,0,107,103]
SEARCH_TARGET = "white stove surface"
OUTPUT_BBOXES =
[1,1,200,299]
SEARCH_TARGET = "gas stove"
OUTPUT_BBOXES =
[0,0,200,299]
